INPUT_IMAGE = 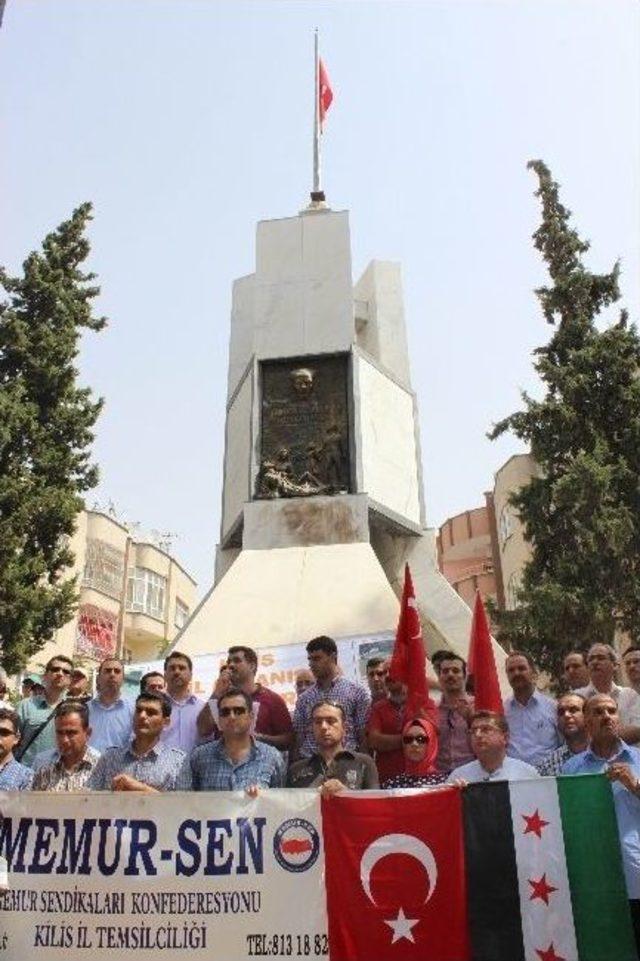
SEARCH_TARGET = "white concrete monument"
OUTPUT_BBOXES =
[175,201,505,678]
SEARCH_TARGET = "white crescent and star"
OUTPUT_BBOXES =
[359,833,438,945]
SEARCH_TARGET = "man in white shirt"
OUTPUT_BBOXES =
[447,711,539,784]
[575,643,640,744]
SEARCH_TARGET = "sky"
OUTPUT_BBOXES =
[2,0,639,595]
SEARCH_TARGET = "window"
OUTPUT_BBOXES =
[126,567,166,620]
[499,505,513,546]
[83,540,125,599]
[506,571,523,610]
[175,598,190,630]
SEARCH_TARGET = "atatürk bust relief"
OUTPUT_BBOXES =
[256,355,351,499]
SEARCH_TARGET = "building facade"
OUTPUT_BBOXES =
[28,510,197,671]
[438,453,538,615]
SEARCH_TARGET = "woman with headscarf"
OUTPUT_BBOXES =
[382,716,446,788]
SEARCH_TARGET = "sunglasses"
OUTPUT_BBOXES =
[0,728,16,737]
[49,666,72,675]
[219,706,248,717]
[402,735,428,745]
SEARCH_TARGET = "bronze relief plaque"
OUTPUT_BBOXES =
[256,354,351,499]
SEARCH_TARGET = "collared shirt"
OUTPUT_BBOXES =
[293,677,371,758]
[31,747,100,792]
[187,738,284,791]
[366,698,406,782]
[16,695,64,768]
[504,691,561,767]
[287,750,379,789]
[562,741,640,899]
[0,757,33,790]
[435,698,475,774]
[574,682,640,731]
[87,741,190,791]
[88,696,135,753]
[160,693,205,753]
[447,756,540,784]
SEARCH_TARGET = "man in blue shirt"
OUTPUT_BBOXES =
[0,708,32,790]
[503,651,560,767]
[562,693,640,953]
[187,688,284,792]
[88,657,134,753]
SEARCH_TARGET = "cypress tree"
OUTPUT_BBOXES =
[489,161,640,675]
[0,203,105,672]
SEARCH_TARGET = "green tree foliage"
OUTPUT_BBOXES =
[0,204,105,672]
[489,161,640,676]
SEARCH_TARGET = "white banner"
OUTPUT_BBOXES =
[0,790,328,960]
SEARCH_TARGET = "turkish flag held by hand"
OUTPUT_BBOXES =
[322,790,470,961]
[467,591,503,714]
[388,564,436,720]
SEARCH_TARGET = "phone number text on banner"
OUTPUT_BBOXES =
[0,789,328,960]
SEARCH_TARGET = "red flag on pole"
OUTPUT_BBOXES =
[467,591,503,714]
[318,58,333,127]
[322,790,470,961]
[388,565,436,720]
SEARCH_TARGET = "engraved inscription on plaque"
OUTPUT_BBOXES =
[256,355,351,499]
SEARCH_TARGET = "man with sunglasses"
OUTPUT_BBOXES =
[16,655,73,767]
[0,708,33,789]
[187,688,284,792]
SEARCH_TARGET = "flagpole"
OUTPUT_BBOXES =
[310,29,325,203]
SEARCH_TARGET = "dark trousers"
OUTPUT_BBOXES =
[629,899,640,959]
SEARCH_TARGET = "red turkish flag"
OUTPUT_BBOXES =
[319,58,333,127]
[322,790,470,961]
[388,564,436,720]
[467,591,503,714]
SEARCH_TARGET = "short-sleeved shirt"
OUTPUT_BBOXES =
[187,738,284,791]
[16,695,64,768]
[366,698,406,782]
[287,750,379,790]
[31,747,100,792]
[88,697,135,753]
[160,693,205,753]
[0,757,33,790]
[252,686,294,742]
[447,756,540,784]
[504,691,561,767]
[293,677,371,758]
[435,698,475,774]
[88,741,190,791]
[574,683,640,732]
[562,741,640,898]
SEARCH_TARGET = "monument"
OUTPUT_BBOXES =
[174,45,506,678]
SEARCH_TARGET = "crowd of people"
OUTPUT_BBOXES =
[1,637,640,948]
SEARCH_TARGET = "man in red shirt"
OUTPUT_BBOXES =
[197,646,293,752]
[366,665,408,783]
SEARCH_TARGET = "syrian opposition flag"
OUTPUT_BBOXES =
[463,775,636,961]
[322,788,469,961]
[321,776,635,961]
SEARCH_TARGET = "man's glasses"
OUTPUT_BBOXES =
[402,735,428,745]
[219,706,248,717]
[0,728,15,738]
[49,666,72,675]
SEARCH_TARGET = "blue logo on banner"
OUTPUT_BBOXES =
[273,818,320,873]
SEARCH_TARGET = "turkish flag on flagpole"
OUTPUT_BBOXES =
[318,58,333,128]
[388,564,436,720]
[322,790,470,961]
[467,591,503,713]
